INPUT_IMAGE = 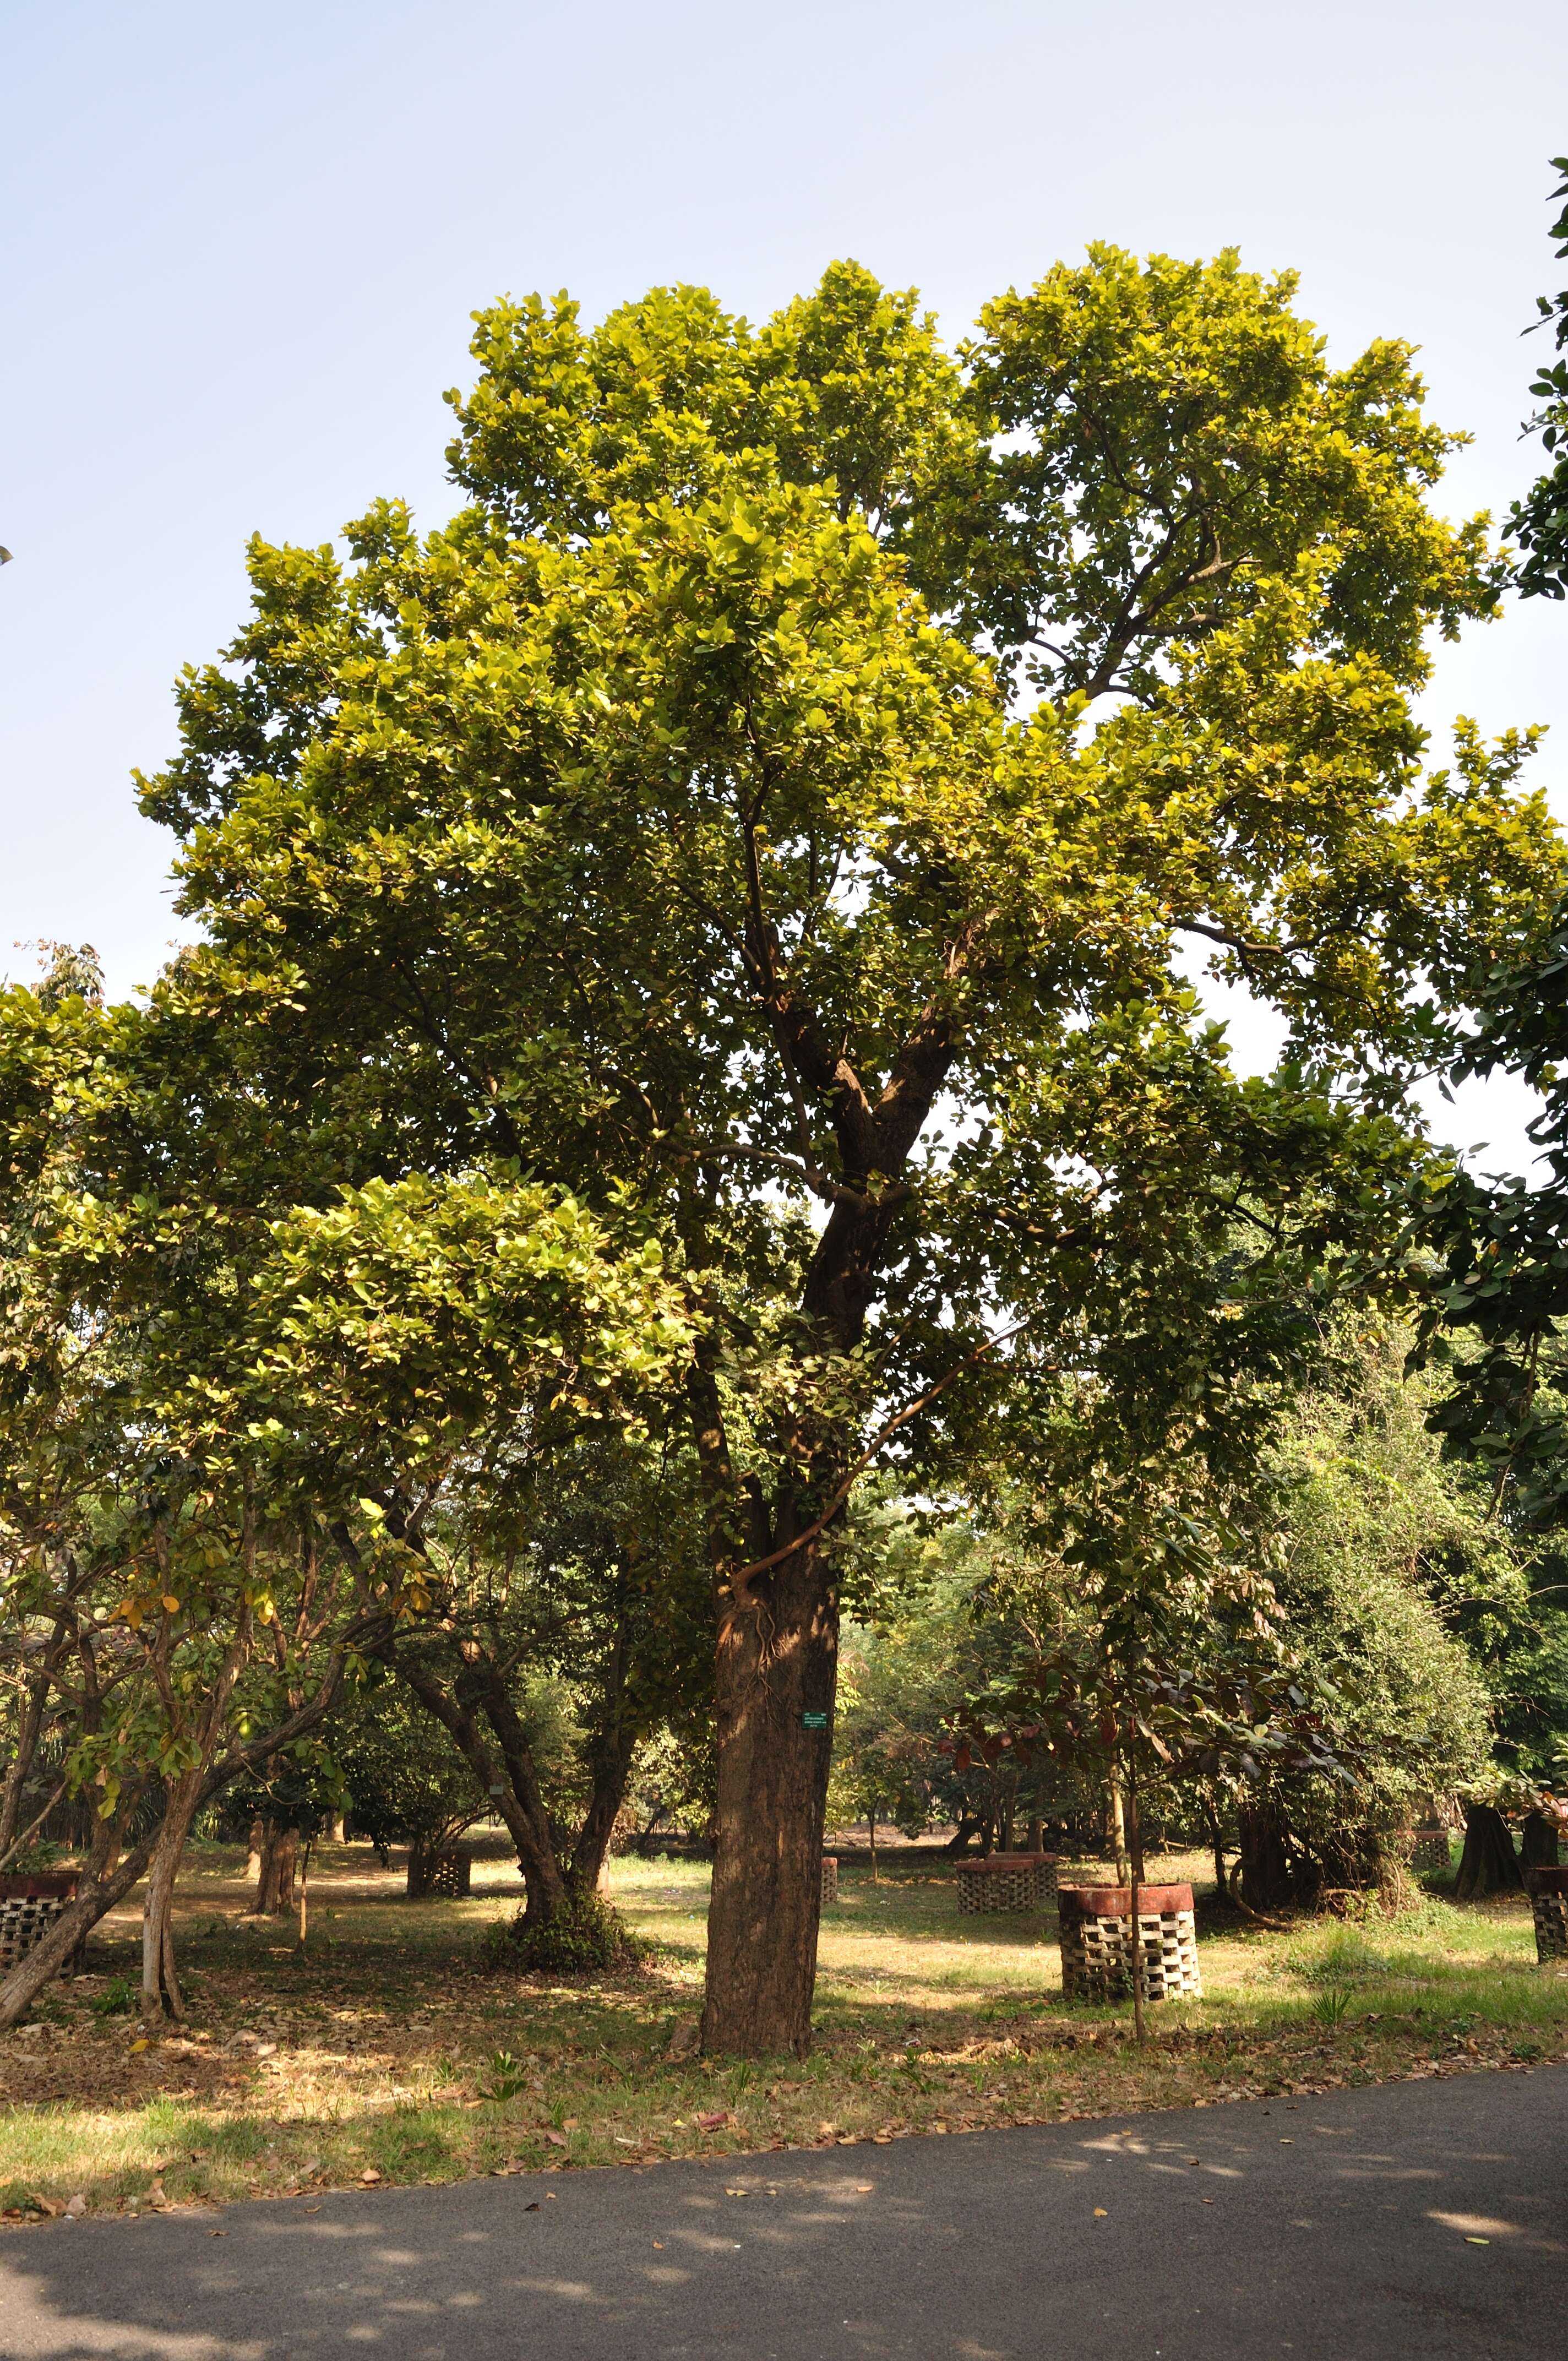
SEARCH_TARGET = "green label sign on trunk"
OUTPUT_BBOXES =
[802,1711,828,1730]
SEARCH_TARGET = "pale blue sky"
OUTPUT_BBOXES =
[3,1,1565,1170]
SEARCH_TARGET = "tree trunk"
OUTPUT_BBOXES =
[1455,1803,1524,1900]
[701,1533,837,2058]
[0,1633,361,2029]
[945,1814,984,1858]
[0,1615,71,1858]
[568,1725,637,1900]
[0,1803,156,2027]
[246,1816,265,1884]
[141,1770,206,2017]
[1108,1774,1128,1884]
[1521,1809,1559,1870]
[406,1834,432,1898]
[1126,1743,1145,2048]
[1200,1793,1228,1902]
[398,1658,572,1928]
[253,1821,298,1916]
[1237,1800,1294,1912]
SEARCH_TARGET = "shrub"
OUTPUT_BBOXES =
[481,1891,650,1976]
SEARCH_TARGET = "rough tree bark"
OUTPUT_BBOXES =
[703,1525,838,2058]
[252,1822,299,1916]
[692,868,965,2054]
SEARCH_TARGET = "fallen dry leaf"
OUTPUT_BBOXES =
[1093,2207,1108,2218]
[545,2130,568,2148]
[696,2110,729,2131]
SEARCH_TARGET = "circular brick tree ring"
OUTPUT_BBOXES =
[820,1857,839,1906]
[1058,1881,1201,2004]
[955,1853,1059,1914]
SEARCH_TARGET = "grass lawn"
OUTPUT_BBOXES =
[1,1839,1563,2225]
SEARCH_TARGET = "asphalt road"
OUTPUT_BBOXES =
[0,2066,1562,2360]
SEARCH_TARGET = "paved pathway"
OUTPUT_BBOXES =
[0,2066,1562,2358]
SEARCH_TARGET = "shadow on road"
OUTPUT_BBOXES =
[0,2066,1562,2359]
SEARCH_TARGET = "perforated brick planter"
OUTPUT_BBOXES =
[1058,1883,1202,2004]
[0,1873,79,1974]
[821,1857,839,1906]
[1409,1828,1451,1874]
[1528,1866,1568,1962]
[408,1846,473,1900]
[955,1853,1059,1914]
[428,1846,473,1898]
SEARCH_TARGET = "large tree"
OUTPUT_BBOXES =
[131,251,1561,2052]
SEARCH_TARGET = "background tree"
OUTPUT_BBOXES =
[1229,1326,1498,1906]
[0,959,690,2019]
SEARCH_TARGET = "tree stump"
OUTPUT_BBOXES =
[1059,1883,1202,2004]
[1455,1804,1523,1900]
